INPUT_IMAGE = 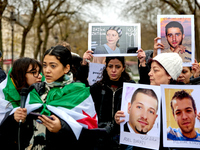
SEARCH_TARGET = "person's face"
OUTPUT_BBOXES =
[166,27,185,49]
[106,58,124,81]
[172,98,196,136]
[43,55,70,83]
[148,61,171,85]
[177,67,192,84]
[106,30,120,45]
[26,65,42,86]
[128,93,158,134]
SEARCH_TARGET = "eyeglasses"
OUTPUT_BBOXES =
[26,71,41,78]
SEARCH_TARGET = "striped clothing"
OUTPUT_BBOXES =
[167,127,200,142]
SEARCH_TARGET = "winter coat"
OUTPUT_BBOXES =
[90,77,135,149]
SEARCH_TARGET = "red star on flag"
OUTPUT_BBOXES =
[77,110,98,129]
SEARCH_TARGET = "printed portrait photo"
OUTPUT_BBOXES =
[157,15,195,66]
[161,84,200,148]
[88,23,141,57]
[120,83,161,150]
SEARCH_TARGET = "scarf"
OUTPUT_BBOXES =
[40,72,73,103]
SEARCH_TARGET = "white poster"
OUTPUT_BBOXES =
[161,84,200,148]
[157,15,195,66]
[88,23,141,57]
[120,83,161,150]
[88,62,105,85]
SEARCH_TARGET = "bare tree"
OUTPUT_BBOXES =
[34,0,103,59]
[5,0,39,58]
[122,0,200,60]
[2,0,103,60]
[19,0,38,58]
[0,0,8,59]
[160,0,200,61]
[121,0,167,50]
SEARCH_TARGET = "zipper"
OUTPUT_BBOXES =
[107,85,122,124]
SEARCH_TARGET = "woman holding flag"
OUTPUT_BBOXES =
[0,57,42,149]
[7,45,98,150]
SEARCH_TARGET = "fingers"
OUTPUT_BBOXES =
[114,111,125,125]
[86,50,93,53]
[192,63,199,70]
[82,50,94,65]
[137,49,146,65]
[192,59,199,68]
[137,52,145,58]
[197,112,200,121]
[84,51,93,59]
[154,43,164,50]
[38,115,52,125]
[154,37,164,54]
[154,37,161,44]
[136,48,143,53]
[39,115,61,133]
[14,108,27,122]
[174,45,186,54]
[192,60,200,78]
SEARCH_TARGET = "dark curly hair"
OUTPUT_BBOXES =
[170,90,196,115]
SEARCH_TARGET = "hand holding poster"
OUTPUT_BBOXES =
[157,15,195,66]
[120,83,161,150]
[88,23,141,57]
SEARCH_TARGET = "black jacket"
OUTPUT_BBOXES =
[90,78,135,135]
[90,77,135,149]
[0,82,94,150]
[124,122,130,132]
[91,78,135,129]
[138,50,153,84]
[0,66,6,83]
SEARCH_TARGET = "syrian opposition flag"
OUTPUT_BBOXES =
[20,82,98,140]
[0,75,22,125]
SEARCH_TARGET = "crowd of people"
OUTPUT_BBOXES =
[0,26,200,150]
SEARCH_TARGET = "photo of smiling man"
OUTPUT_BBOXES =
[119,83,161,149]
[124,88,158,134]
[168,90,200,141]
[161,84,200,148]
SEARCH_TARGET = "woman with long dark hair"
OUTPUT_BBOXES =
[0,57,42,149]
[81,54,135,149]
[8,45,98,150]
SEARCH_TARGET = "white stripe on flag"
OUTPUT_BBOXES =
[0,78,12,125]
[71,95,97,120]
[47,105,83,140]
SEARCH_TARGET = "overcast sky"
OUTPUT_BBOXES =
[89,0,133,24]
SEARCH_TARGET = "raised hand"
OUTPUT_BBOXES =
[114,110,125,125]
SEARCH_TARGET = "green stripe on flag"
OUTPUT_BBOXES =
[3,69,20,108]
[29,82,91,115]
